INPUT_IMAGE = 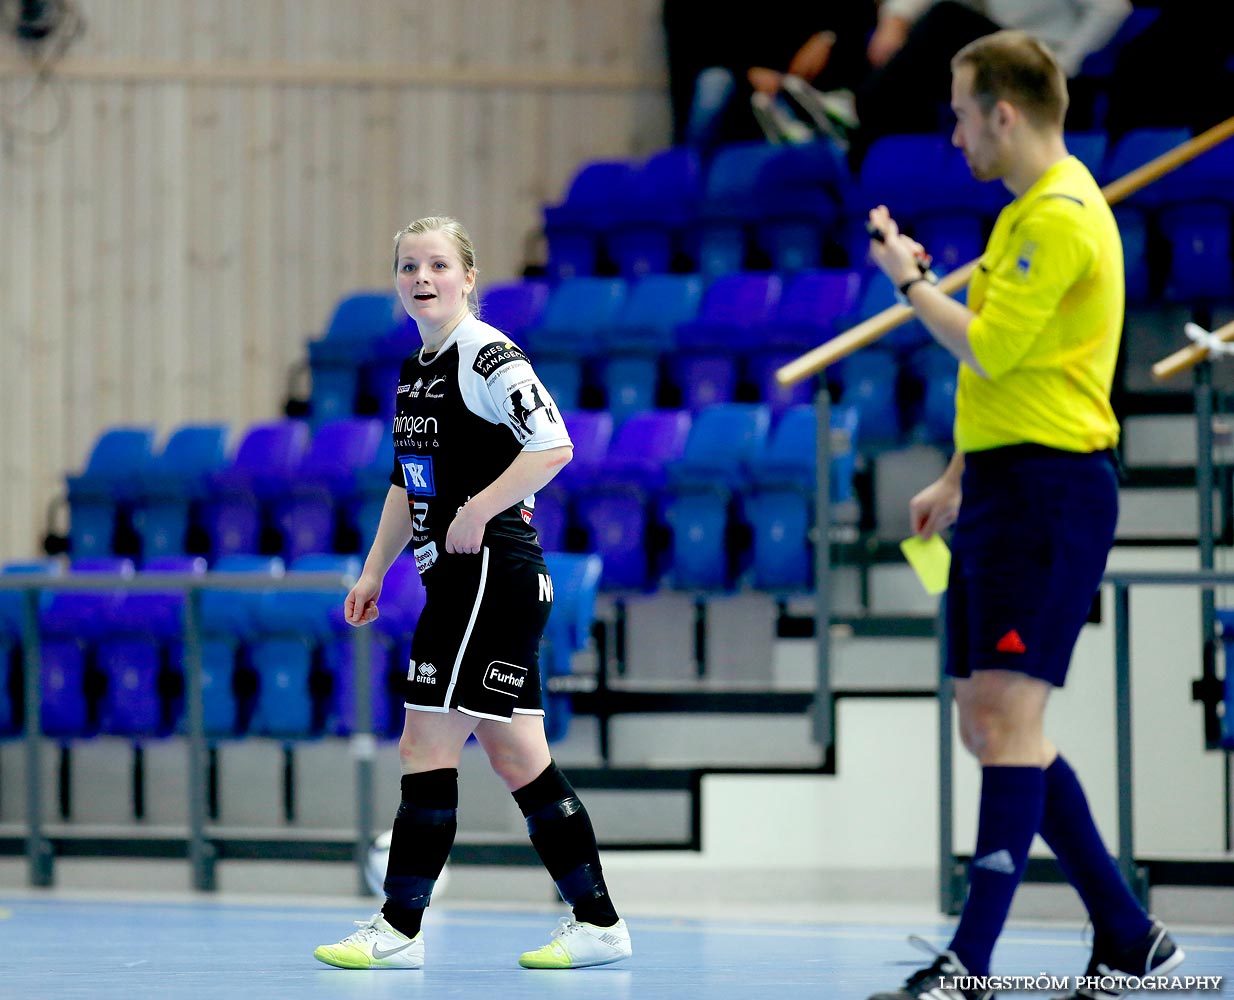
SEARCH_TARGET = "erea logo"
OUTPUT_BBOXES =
[472,340,529,379]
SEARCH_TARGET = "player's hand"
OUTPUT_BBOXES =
[445,501,487,554]
[909,474,962,541]
[868,206,926,286]
[344,573,382,627]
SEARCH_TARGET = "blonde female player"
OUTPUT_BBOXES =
[314,216,632,972]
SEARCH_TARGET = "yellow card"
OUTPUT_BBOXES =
[900,534,951,595]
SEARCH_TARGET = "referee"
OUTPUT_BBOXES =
[866,32,1183,1000]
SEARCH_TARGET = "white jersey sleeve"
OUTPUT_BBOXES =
[456,318,573,452]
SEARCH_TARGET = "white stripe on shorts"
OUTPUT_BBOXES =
[442,545,489,710]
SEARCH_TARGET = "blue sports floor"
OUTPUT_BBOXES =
[3,896,1232,999]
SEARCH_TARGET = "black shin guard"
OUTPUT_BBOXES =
[513,762,619,927]
[381,768,458,938]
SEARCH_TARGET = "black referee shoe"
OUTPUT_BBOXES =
[869,948,994,1000]
[1055,920,1184,999]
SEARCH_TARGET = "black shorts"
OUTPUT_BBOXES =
[403,546,552,722]
[946,444,1118,687]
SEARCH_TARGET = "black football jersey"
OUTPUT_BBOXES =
[387,313,572,577]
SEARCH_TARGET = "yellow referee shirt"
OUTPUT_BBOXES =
[958,155,1123,454]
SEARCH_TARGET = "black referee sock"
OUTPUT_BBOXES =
[513,762,620,928]
[381,768,458,939]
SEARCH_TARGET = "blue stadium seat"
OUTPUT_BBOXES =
[587,409,693,496]
[328,553,425,737]
[66,427,157,557]
[607,147,703,276]
[534,359,584,412]
[834,349,900,446]
[347,432,396,551]
[248,554,359,738]
[743,489,811,592]
[667,403,772,493]
[201,421,311,559]
[754,142,845,272]
[1115,207,1153,305]
[664,490,731,590]
[603,274,706,356]
[673,274,782,410]
[573,411,691,591]
[131,424,229,558]
[544,161,637,279]
[906,345,958,445]
[574,487,655,591]
[1159,205,1233,305]
[742,403,861,591]
[540,552,602,741]
[199,554,286,735]
[1065,132,1108,178]
[552,411,614,495]
[39,559,137,737]
[479,282,550,339]
[1102,128,1192,204]
[847,275,930,354]
[747,270,863,413]
[530,486,569,554]
[308,291,407,424]
[1142,137,1234,212]
[690,142,782,274]
[912,215,986,276]
[95,556,208,737]
[524,277,628,360]
[272,418,383,561]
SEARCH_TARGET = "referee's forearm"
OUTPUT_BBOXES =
[363,485,414,578]
[905,281,989,378]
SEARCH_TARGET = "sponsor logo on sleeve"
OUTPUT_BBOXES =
[472,340,529,379]
[399,454,436,495]
[1016,239,1037,275]
[504,383,559,440]
[482,660,528,698]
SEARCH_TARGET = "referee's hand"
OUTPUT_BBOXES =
[344,574,382,626]
[909,474,961,540]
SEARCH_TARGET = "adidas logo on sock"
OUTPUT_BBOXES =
[973,849,1017,874]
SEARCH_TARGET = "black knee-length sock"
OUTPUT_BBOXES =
[381,767,458,939]
[513,762,620,927]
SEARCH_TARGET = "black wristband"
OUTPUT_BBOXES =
[898,276,928,298]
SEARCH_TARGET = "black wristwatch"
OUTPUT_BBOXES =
[898,276,929,298]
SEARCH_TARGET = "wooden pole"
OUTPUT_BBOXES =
[1152,319,1234,383]
[776,115,1234,387]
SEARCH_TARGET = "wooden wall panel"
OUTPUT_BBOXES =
[0,0,668,561]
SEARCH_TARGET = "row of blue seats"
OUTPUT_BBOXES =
[539,129,1234,281]
[61,403,863,594]
[0,552,600,743]
[308,268,954,426]
[532,403,861,592]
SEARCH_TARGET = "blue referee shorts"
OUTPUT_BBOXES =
[945,444,1119,687]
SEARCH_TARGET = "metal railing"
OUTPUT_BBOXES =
[0,572,374,893]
